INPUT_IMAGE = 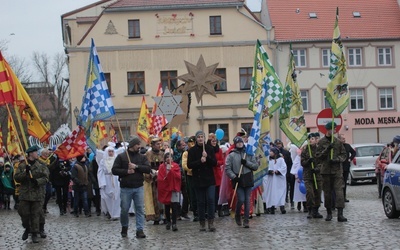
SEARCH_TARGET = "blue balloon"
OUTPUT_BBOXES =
[215,129,224,140]
[299,181,307,194]
[297,168,303,180]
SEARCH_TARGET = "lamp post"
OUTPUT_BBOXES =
[73,106,80,125]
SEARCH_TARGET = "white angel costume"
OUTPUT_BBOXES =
[262,156,287,208]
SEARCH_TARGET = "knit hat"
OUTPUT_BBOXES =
[188,136,196,143]
[195,130,204,138]
[393,135,400,144]
[274,139,283,145]
[307,133,316,139]
[128,136,141,148]
[325,122,337,130]
[233,136,244,145]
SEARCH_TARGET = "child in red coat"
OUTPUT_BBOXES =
[157,153,181,231]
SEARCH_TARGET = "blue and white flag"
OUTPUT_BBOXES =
[79,39,115,127]
[79,39,115,151]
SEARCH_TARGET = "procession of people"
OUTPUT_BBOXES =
[3,126,399,244]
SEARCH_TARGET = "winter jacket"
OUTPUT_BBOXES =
[187,143,217,188]
[225,148,258,187]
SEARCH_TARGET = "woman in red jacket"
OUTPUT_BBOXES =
[157,153,181,231]
[207,133,225,217]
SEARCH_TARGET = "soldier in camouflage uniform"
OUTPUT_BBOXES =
[315,122,348,222]
[301,133,323,219]
[14,146,49,243]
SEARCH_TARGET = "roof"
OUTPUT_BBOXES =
[107,0,245,10]
[266,0,400,42]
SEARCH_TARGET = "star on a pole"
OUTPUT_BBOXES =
[177,54,225,103]
[152,88,184,123]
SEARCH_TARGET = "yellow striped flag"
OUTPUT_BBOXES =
[89,121,108,147]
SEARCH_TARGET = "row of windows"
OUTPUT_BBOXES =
[300,88,394,112]
[294,47,393,68]
[106,70,394,112]
[128,16,222,38]
[105,68,242,95]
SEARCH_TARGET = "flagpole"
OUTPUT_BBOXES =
[13,105,29,149]
[114,117,131,163]
[307,142,318,190]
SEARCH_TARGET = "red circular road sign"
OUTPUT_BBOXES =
[316,108,343,134]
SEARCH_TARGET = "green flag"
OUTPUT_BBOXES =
[248,39,283,115]
[279,44,308,148]
[326,7,349,116]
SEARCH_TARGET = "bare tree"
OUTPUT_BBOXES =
[31,52,70,131]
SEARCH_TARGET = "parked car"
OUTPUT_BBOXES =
[382,150,400,218]
[375,146,394,198]
[349,143,385,185]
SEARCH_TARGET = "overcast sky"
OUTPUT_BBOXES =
[0,0,260,78]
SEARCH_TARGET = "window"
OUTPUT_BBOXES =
[378,47,392,66]
[350,89,364,110]
[348,48,362,66]
[239,67,252,90]
[128,19,140,38]
[323,90,331,109]
[160,71,177,91]
[300,90,309,112]
[214,68,227,91]
[322,49,331,67]
[127,71,145,95]
[104,73,112,95]
[208,123,229,143]
[379,88,394,110]
[293,49,306,67]
[209,16,222,35]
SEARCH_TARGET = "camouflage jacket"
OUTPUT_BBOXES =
[14,160,49,201]
[300,144,322,180]
[315,136,347,175]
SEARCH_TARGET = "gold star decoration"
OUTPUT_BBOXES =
[153,88,184,123]
[177,54,225,103]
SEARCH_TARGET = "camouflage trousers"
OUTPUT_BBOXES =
[304,178,323,208]
[18,200,42,233]
[322,172,345,209]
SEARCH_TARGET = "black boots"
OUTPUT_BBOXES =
[121,226,128,237]
[235,214,242,226]
[199,220,206,231]
[307,207,313,219]
[312,207,323,219]
[22,229,29,240]
[280,206,286,214]
[243,219,249,228]
[31,233,39,243]
[337,208,348,222]
[303,202,308,213]
[39,224,47,238]
[208,219,216,232]
[325,208,333,221]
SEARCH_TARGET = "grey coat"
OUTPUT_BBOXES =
[225,148,258,187]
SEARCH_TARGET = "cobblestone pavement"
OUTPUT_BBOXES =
[0,182,398,250]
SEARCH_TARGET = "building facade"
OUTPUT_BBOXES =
[62,0,273,143]
[262,0,400,144]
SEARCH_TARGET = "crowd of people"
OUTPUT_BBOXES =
[1,125,400,243]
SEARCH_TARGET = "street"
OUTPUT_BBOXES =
[0,182,398,250]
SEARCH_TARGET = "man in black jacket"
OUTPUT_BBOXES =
[112,136,151,239]
[187,131,217,232]
[338,134,356,202]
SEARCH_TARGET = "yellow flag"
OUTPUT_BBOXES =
[89,121,108,147]
[7,116,22,156]
[326,7,349,116]
[4,60,51,142]
[137,96,151,143]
